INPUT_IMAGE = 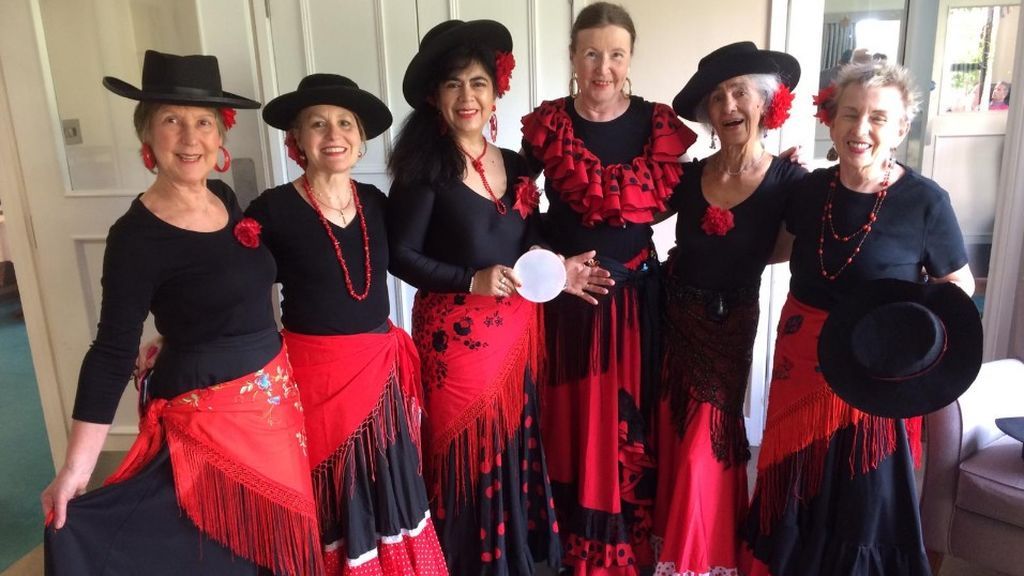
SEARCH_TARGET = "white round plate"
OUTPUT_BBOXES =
[513,249,566,303]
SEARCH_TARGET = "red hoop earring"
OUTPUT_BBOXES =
[215,146,232,173]
[140,143,157,172]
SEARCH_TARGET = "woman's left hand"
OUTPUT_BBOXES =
[563,250,614,305]
[779,145,807,168]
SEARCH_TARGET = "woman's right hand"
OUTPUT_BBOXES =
[42,464,93,530]
[470,265,522,297]
[41,420,110,530]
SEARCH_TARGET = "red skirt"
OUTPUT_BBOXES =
[284,326,447,576]
[543,250,660,576]
[413,292,560,574]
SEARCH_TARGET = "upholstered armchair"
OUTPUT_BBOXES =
[920,358,1024,575]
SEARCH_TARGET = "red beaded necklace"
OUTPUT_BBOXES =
[456,138,507,215]
[301,175,372,301]
[818,160,893,281]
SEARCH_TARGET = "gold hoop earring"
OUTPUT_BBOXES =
[358,142,367,159]
[569,73,579,98]
[622,77,632,97]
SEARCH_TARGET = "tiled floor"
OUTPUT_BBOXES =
[6,450,1009,575]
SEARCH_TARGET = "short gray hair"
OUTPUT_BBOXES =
[693,73,781,136]
[824,62,921,125]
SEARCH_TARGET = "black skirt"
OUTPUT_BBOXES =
[45,447,272,576]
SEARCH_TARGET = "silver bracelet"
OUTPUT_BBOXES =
[468,274,475,294]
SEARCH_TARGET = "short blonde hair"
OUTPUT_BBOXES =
[822,62,921,125]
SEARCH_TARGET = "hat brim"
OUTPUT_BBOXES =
[818,279,983,419]
[262,87,393,139]
[102,76,261,109]
[672,50,800,121]
[402,20,512,109]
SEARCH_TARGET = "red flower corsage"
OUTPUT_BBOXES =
[219,107,237,131]
[762,84,794,130]
[813,84,837,126]
[495,51,516,97]
[234,217,262,248]
[513,176,540,218]
[284,132,307,168]
[700,205,734,236]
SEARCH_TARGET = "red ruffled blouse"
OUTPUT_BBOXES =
[521,97,696,227]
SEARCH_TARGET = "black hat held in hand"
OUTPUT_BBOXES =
[818,278,983,419]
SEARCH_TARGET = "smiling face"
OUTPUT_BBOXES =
[294,104,364,175]
[571,25,632,108]
[436,59,496,140]
[706,75,765,148]
[147,105,222,185]
[829,83,908,173]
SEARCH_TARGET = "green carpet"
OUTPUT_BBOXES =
[0,293,53,571]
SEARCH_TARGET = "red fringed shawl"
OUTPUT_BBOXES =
[283,325,423,526]
[412,292,543,508]
[754,296,923,531]
[521,97,697,227]
[105,346,323,576]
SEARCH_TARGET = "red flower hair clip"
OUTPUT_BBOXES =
[234,217,262,248]
[513,176,540,218]
[700,205,734,236]
[219,108,237,131]
[284,132,308,168]
[495,51,515,98]
[762,84,794,130]
[813,84,837,126]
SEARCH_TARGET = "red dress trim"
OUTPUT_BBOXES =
[752,296,924,531]
[412,292,544,508]
[521,97,696,227]
[105,345,323,576]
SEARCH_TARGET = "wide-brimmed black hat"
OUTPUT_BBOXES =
[402,19,512,109]
[103,50,260,109]
[262,74,393,139]
[996,417,1024,461]
[673,41,801,121]
[818,278,983,419]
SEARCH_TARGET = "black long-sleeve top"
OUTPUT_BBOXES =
[72,181,279,424]
[669,157,807,290]
[524,96,655,263]
[245,182,390,334]
[787,166,969,310]
[387,148,542,292]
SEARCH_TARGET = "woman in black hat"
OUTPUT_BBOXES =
[250,74,447,575]
[41,50,323,575]
[387,18,569,576]
[739,62,974,576]
[652,41,805,576]
[519,3,696,573]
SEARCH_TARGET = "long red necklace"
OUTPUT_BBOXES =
[301,175,372,301]
[456,138,507,215]
[818,160,892,281]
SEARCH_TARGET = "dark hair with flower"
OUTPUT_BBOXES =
[495,51,515,98]
[813,84,837,126]
[761,84,794,130]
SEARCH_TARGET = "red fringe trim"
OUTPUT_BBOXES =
[165,420,323,576]
[428,308,543,508]
[312,375,422,526]
[521,98,696,227]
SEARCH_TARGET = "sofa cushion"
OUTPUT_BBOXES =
[956,435,1024,529]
